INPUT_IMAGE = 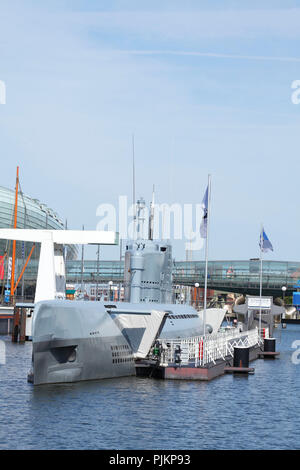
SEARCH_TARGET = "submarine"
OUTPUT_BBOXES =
[29,197,225,385]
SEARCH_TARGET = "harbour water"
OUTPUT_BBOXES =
[0,325,299,450]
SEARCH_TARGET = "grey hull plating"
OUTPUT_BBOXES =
[31,301,225,385]
[33,336,135,385]
[31,300,167,385]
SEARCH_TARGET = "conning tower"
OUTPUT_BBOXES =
[124,196,173,304]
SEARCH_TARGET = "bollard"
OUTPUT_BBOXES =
[12,307,20,343]
[11,307,26,343]
[264,338,276,353]
[224,345,254,374]
[258,337,279,358]
[19,309,26,343]
[233,346,250,368]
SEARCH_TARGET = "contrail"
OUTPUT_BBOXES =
[114,49,300,63]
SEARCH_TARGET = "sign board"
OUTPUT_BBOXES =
[293,292,300,306]
[4,289,10,303]
[248,297,272,309]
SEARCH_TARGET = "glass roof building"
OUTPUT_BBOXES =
[0,186,78,299]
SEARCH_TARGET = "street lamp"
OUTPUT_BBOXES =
[108,281,113,301]
[282,286,287,302]
[194,283,199,309]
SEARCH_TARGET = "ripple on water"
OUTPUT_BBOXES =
[0,327,300,449]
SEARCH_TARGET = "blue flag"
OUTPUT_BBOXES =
[200,186,208,239]
[260,228,273,253]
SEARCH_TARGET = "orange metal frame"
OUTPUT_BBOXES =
[10,166,19,300]
[12,244,35,296]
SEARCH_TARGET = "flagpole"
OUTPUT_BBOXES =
[132,134,136,239]
[203,174,211,336]
[259,224,263,337]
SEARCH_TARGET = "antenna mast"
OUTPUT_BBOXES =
[136,197,145,240]
[148,185,155,240]
[132,134,136,239]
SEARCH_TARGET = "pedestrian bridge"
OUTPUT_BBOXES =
[16,258,300,297]
[60,259,300,297]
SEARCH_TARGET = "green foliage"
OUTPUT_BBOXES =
[284,295,293,305]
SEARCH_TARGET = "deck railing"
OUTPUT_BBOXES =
[155,327,266,367]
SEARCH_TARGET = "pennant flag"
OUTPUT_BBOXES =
[200,186,208,238]
[260,228,274,253]
[0,256,4,281]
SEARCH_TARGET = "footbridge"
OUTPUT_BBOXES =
[64,259,299,297]
[13,258,300,297]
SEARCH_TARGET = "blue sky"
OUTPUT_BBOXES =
[1,0,300,261]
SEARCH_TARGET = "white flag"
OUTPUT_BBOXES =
[200,186,208,239]
[259,228,274,253]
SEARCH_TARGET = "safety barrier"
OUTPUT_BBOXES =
[157,327,265,367]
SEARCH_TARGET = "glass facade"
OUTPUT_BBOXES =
[173,260,299,295]
[62,259,300,295]
[66,260,123,283]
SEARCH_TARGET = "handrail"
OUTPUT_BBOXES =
[154,327,265,368]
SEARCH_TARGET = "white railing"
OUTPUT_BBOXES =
[157,327,266,367]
